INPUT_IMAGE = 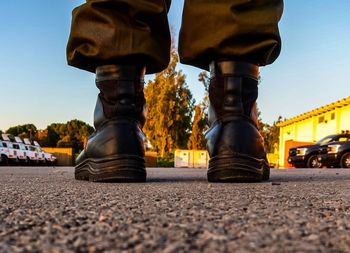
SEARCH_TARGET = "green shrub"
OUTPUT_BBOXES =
[157,153,174,167]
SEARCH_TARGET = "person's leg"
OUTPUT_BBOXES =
[179,0,283,70]
[179,0,283,182]
[67,0,171,74]
[67,0,171,182]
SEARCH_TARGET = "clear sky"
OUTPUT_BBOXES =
[1,1,350,131]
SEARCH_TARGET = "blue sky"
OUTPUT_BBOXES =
[1,1,350,131]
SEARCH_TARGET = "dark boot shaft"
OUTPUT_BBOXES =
[95,65,146,129]
[206,61,269,182]
[75,65,147,182]
[208,61,259,125]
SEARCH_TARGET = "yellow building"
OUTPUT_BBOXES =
[277,96,350,168]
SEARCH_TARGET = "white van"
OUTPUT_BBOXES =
[11,142,28,165]
[33,141,57,165]
[0,141,10,165]
[23,139,41,164]
[1,134,20,165]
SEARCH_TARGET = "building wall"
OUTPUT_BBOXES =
[340,106,350,131]
[315,111,337,141]
[295,118,314,141]
[279,104,350,168]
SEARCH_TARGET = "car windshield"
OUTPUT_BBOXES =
[316,136,335,145]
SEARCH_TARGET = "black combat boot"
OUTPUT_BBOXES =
[75,65,147,182]
[205,61,269,182]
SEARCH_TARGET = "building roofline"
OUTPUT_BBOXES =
[277,96,350,127]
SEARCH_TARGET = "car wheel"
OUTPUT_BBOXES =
[307,155,321,168]
[1,155,9,166]
[340,152,350,168]
[10,158,19,166]
[24,157,30,166]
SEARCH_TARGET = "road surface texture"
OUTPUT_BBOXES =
[0,167,350,253]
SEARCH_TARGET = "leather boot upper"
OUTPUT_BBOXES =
[205,61,267,160]
[76,65,147,165]
[95,65,146,128]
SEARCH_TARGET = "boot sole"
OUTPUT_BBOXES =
[75,155,146,182]
[207,154,270,182]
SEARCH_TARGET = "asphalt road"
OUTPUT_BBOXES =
[0,167,350,253]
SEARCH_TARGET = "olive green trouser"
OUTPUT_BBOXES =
[67,0,283,74]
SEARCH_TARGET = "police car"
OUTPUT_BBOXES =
[318,134,350,168]
[288,133,350,168]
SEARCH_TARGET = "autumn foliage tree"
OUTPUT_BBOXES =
[186,71,210,150]
[259,116,283,153]
[144,48,194,157]
[188,105,207,150]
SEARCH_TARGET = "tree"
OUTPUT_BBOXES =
[186,71,211,151]
[198,71,209,93]
[198,71,210,126]
[144,48,194,157]
[258,114,283,153]
[188,105,207,150]
[265,116,283,153]
[37,126,60,147]
[37,120,94,154]
[6,124,37,139]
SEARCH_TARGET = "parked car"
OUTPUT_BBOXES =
[36,147,47,165]
[24,144,40,164]
[0,135,57,166]
[11,136,35,165]
[288,134,350,168]
[12,142,29,165]
[23,139,43,165]
[33,141,57,166]
[318,136,350,168]
[1,134,20,165]
[0,141,9,165]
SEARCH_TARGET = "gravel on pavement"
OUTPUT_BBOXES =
[0,167,350,253]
